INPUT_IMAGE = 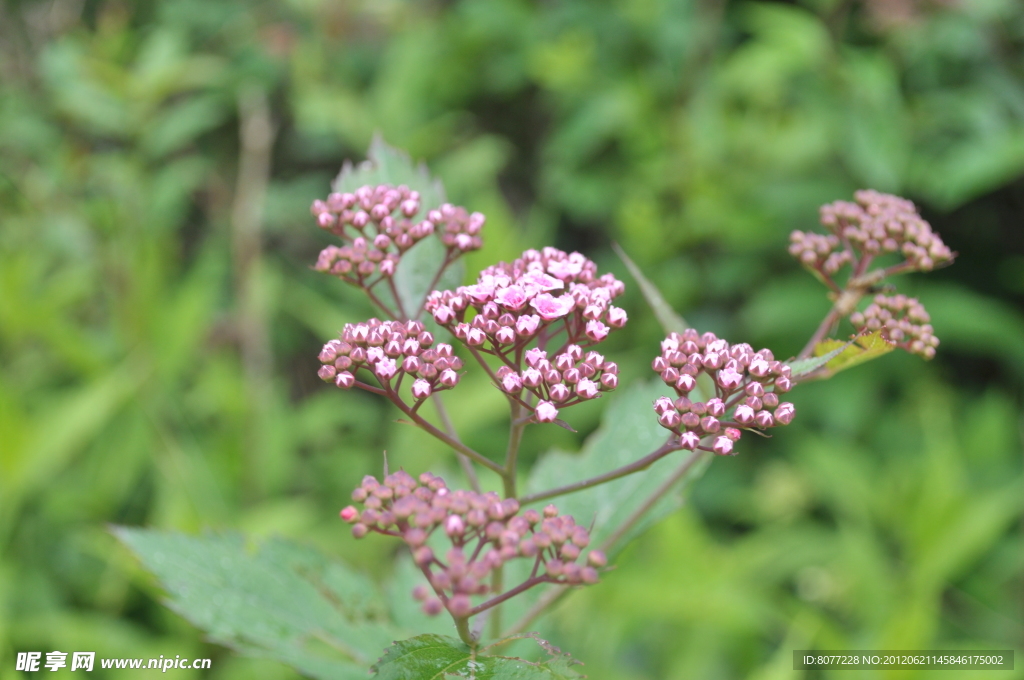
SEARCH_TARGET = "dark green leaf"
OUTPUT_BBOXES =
[115,529,401,680]
[371,634,584,679]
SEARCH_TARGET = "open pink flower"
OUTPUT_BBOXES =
[494,285,529,310]
[531,293,575,320]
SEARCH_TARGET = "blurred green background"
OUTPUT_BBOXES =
[1,0,1022,677]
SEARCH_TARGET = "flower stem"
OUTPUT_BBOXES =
[390,395,504,474]
[518,440,681,505]
[454,616,475,648]
[598,448,708,552]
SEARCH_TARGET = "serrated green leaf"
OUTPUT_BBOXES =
[814,329,895,377]
[331,135,457,319]
[788,337,855,379]
[371,634,584,679]
[612,243,688,334]
[332,134,446,221]
[115,528,402,680]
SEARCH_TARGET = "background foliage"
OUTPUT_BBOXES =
[1,0,1022,678]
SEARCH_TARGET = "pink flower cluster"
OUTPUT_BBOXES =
[317,318,462,399]
[496,347,618,424]
[340,471,605,618]
[791,190,953,274]
[311,184,485,285]
[850,294,939,359]
[424,247,627,352]
[652,330,795,455]
[429,203,485,254]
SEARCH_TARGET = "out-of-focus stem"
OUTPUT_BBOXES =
[454,616,474,648]
[598,448,707,552]
[431,393,481,493]
[503,402,526,499]
[390,394,504,474]
[504,448,709,637]
[231,87,275,499]
[519,440,681,505]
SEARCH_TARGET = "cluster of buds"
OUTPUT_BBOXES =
[850,294,939,359]
[428,204,485,254]
[652,330,795,455]
[496,347,618,423]
[340,471,605,618]
[311,185,485,286]
[317,318,463,399]
[424,247,627,353]
[790,190,953,275]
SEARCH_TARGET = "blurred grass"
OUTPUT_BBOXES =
[0,0,1022,678]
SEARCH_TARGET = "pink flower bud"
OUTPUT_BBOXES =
[411,379,432,400]
[706,398,726,417]
[749,357,770,377]
[762,392,779,408]
[775,402,795,424]
[525,348,547,367]
[675,374,697,392]
[563,367,581,384]
[679,431,701,450]
[712,436,735,455]
[432,306,455,325]
[725,427,742,441]
[549,384,571,402]
[754,410,774,427]
[516,314,541,336]
[351,523,368,538]
[700,416,721,433]
[375,358,397,380]
[717,367,743,390]
[318,365,337,381]
[654,396,675,415]
[335,371,356,389]
[600,373,618,390]
[652,356,669,372]
[576,377,599,399]
[536,401,559,423]
[445,515,465,536]
[439,369,459,387]
[496,326,516,344]
[607,306,627,327]
[659,411,682,429]
[585,319,609,342]
[501,373,523,393]
[734,405,755,424]
[522,367,543,387]
[339,506,359,523]
[448,594,472,617]
[555,354,574,371]
[774,376,793,393]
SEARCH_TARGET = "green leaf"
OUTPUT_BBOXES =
[813,329,895,377]
[331,135,458,318]
[371,634,584,679]
[332,134,446,221]
[788,337,855,380]
[612,243,688,333]
[525,380,710,555]
[394,235,465,320]
[612,243,716,400]
[115,529,403,680]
